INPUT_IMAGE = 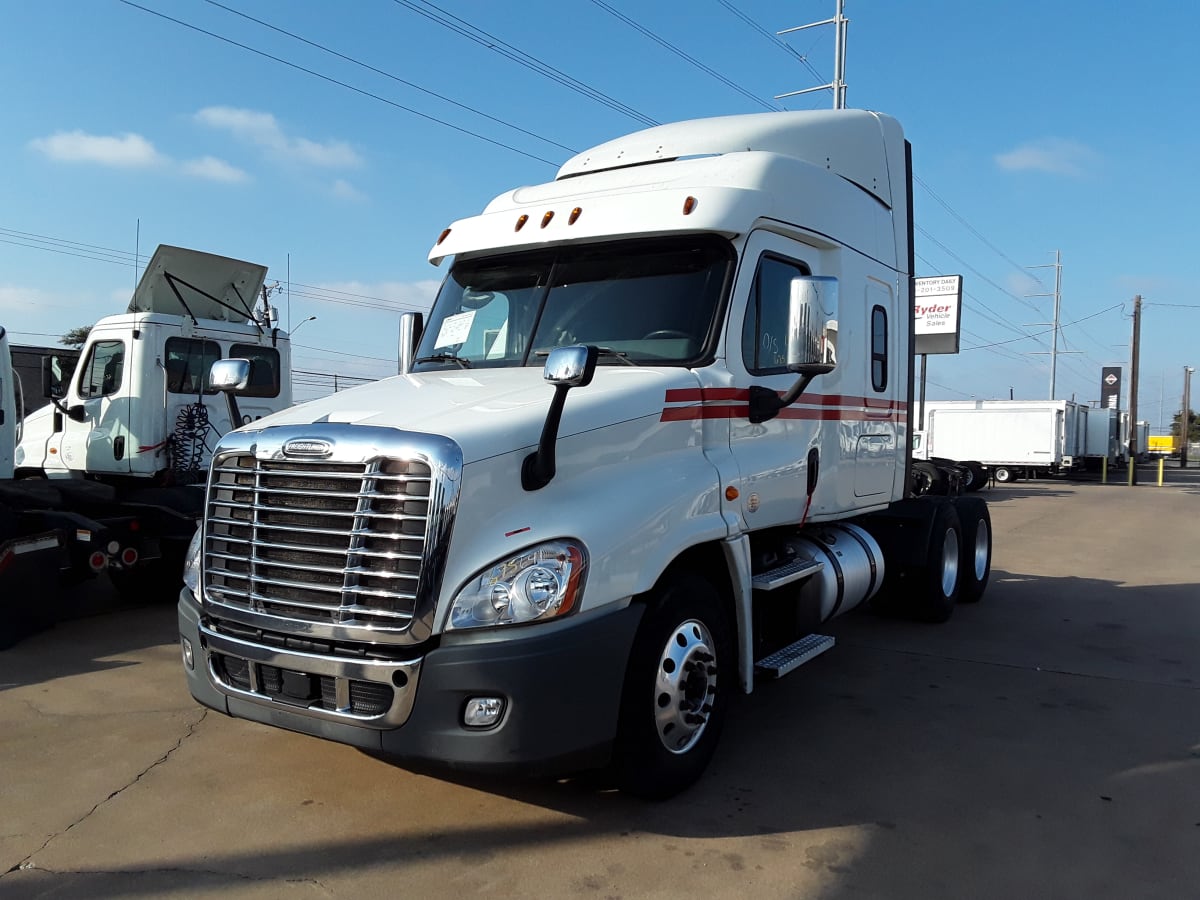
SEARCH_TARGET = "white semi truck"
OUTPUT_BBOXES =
[16,245,294,596]
[180,109,993,798]
[914,399,1086,483]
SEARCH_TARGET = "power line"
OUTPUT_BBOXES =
[963,303,1123,351]
[200,0,577,156]
[116,1,561,167]
[716,0,825,85]
[914,175,1043,287]
[588,1,778,111]
[916,225,1042,313]
[389,0,658,127]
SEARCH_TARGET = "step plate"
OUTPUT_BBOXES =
[755,634,836,679]
[751,558,824,591]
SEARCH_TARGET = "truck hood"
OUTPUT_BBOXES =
[128,245,268,324]
[243,366,703,464]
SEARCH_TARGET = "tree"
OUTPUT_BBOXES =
[59,325,92,348]
[1170,409,1199,443]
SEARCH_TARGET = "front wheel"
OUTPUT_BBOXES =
[613,573,732,800]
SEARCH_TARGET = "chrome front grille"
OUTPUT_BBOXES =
[204,451,433,633]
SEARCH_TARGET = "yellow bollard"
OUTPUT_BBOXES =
[1158,457,1165,486]
[1101,456,1107,484]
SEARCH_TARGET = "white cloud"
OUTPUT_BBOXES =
[195,106,362,168]
[28,130,167,168]
[995,138,1100,177]
[1006,271,1045,298]
[331,179,367,202]
[180,156,251,183]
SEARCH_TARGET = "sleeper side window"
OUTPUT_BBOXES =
[871,305,888,392]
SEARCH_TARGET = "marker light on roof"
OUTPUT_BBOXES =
[436,228,452,245]
[568,207,582,225]
[541,211,554,228]
[683,196,698,215]
[515,214,529,231]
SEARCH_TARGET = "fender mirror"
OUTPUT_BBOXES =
[209,359,252,393]
[522,345,599,491]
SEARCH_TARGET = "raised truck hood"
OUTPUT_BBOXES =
[243,366,703,465]
[128,245,268,324]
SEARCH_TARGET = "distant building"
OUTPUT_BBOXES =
[11,344,80,416]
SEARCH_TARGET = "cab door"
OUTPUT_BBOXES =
[60,337,132,474]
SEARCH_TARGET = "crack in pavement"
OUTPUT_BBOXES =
[6,864,331,894]
[3,708,209,879]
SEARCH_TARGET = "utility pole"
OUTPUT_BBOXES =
[1026,250,1078,400]
[1129,296,1142,485]
[775,0,849,109]
[1182,365,1195,468]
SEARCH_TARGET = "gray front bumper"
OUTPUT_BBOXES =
[179,592,643,774]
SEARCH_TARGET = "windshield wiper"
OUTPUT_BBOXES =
[534,347,639,367]
[414,353,472,369]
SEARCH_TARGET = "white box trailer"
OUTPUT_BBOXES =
[917,399,1085,483]
[1083,407,1120,469]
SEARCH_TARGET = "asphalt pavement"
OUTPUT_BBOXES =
[2,477,1198,899]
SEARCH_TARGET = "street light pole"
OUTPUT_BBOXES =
[290,315,317,337]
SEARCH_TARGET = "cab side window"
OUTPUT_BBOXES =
[230,344,281,398]
[78,340,125,399]
[165,338,221,395]
[741,255,812,374]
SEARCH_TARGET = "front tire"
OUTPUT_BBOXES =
[613,573,731,800]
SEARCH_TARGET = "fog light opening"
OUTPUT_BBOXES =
[181,637,194,670]
[463,696,505,729]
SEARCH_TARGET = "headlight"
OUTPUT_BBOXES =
[448,540,587,631]
[182,527,203,596]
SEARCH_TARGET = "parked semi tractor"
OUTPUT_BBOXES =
[2,325,84,647]
[180,109,993,798]
[915,399,1086,483]
[16,245,294,596]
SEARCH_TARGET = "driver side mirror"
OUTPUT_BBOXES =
[749,276,839,424]
[209,359,252,393]
[785,276,838,375]
[41,355,66,400]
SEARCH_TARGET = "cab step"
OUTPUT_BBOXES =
[751,558,824,591]
[754,634,836,679]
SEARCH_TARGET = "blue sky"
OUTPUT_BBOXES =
[1,1,1197,422]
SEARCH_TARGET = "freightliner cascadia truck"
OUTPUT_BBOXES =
[179,109,993,798]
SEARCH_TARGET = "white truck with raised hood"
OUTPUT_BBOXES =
[914,398,1085,483]
[180,109,993,798]
[16,245,293,596]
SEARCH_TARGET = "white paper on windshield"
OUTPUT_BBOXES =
[436,311,475,347]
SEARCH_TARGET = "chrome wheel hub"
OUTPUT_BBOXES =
[653,619,717,754]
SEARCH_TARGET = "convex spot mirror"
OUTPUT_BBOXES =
[210,358,252,393]
[786,276,839,375]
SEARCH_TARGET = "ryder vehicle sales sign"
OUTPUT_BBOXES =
[914,275,963,355]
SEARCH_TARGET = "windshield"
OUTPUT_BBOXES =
[414,236,733,371]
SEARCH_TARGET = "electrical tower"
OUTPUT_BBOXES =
[775,0,849,109]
